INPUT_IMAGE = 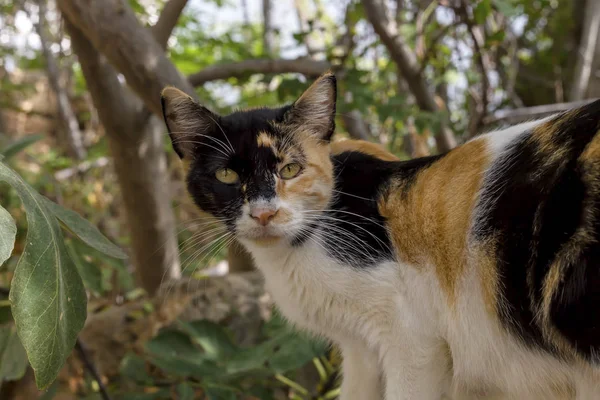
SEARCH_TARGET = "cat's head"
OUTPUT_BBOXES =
[161,73,337,245]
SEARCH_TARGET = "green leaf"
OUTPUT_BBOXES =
[474,0,492,25]
[119,353,153,385]
[0,135,43,161]
[176,383,196,400]
[0,161,87,389]
[42,197,127,259]
[177,320,237,360]
[115,389,170,400]
[66,240,103,296]
[0,324,28,381]
[145,329,221,378]
[0,205,16,266]
[492,0,519,17]
[204,386,238,400]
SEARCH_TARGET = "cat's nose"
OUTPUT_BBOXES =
[250,207,278,226]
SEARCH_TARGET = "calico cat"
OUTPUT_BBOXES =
[161,73,600,399]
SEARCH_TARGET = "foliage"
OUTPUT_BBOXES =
[114,314,336,399]
[0,155,126,389]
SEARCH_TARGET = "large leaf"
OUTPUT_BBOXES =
[0,134,44,161]
[42,198,127,259]
[0,161,87,389]
[0,324,28,381]
[0,205,16,266]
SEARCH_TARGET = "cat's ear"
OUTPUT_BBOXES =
[161,86,219,159]
[286,72,337,141]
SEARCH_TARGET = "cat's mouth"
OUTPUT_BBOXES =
[238,225,286,243]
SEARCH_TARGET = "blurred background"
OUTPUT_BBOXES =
[0,0,597,398]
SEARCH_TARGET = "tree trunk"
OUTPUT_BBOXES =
[570,0,600,100]
[67,20,181,295]
[34,0,86,159]
[262,0,273,54]
[107,116,181,291]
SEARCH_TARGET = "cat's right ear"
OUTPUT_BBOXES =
[161,87,219,160]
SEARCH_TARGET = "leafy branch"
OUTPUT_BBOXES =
[0,156,126,389]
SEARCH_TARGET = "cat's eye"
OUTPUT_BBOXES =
[279,163,302,180]
[215,168,239,184]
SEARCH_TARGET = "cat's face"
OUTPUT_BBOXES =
[161,73,337,245]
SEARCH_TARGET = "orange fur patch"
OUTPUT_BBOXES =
[277,136,333,211]
[257,131,275,148]
[380,139,490,304]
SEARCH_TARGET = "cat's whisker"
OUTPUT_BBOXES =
[172,139,231,158]
[159,226,230,301]
[203,114,236,155]
[298,216,381,263]
[331,189,375,202]
[169,131,234,155]
[184,232,234,294]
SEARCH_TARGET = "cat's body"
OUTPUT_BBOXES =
[161,74,600,399]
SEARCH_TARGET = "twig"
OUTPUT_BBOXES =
[418,23,454,73]
[75,339,113,400]
[456,0,491,138]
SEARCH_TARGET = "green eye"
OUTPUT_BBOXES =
[279,163,302,179]
[215,168,239,184]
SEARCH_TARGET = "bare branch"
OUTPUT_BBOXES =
[64,19,137,136]
[362,0,456,152]
[188,57,330,86]
[151,0,189,50]
[484,99,597,126]
[455,1,491,137]
[75,339,112,400]
[340,110,373,141]
[57,0,197,117]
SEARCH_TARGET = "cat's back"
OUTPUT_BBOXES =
[377,100,600,397]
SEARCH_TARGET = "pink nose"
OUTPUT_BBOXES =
[250,208,278,226]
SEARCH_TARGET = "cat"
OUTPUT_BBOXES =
[161,72,600,400]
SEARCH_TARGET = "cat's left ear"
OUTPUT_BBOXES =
[286,71,337,141]
[161,86,220,160]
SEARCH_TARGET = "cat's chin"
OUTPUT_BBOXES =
[237,227,287,246]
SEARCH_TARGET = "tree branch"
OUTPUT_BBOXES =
[361,0,456,152]
[57,0,197,117]
[484,99,596,126]
[151,0,189,50]
[75,339,112,400]
[64,19,137,136]
[188,57,330,86]
[456,1,491,137]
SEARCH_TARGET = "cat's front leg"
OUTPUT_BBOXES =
[339,338,383,400]
[381,339,451,400]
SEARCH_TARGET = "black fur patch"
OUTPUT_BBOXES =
[297,151,443,268]
[473,99,600,357]
[185,107,291,228]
